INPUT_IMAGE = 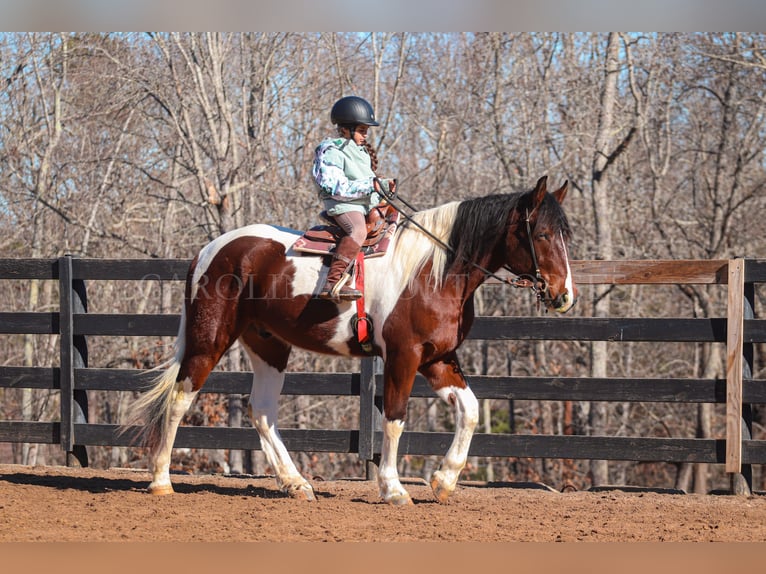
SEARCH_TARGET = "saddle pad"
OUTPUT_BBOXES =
[293,208,400,258]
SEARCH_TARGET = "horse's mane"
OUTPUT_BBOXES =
[445,193,523,274]
[391,200,460,291]
[391,190,570,291]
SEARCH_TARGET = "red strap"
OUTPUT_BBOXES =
[355,252,369,343]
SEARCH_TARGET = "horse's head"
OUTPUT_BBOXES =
[509,176,577,313]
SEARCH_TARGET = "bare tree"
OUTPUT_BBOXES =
[589,33,626,486]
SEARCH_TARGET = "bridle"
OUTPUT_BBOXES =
[507,210,551,307]
[379,182,553,308]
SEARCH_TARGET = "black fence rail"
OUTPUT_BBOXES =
[1,256,765,492]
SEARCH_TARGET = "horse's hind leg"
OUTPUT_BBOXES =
[420,352,479,503]
[129,294,243,495]
[145,353,221,495]
[145,367,199,495]
[240,328,315,501]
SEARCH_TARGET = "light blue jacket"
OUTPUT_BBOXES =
[313,137,383,215]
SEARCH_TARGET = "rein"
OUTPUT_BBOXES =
[378,182,551,306]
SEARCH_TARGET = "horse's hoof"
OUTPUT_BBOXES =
[286,484,316,502]
[384,492,414,506]
[430,474,454,503]
[148,484,174,496]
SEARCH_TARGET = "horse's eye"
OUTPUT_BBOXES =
[535,233,550,241]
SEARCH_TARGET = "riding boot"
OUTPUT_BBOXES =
[318,236,363,301]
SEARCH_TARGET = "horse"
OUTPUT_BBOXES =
[123,175,577,505]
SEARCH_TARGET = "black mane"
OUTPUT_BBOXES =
[445,193,521,273]
[445,190,571,276]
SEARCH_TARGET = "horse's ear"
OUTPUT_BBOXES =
[553,180,568,204]
[531,175,548,209]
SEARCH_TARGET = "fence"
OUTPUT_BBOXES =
[0,256,764,492]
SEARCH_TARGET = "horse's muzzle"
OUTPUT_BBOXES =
[552,291,577,313]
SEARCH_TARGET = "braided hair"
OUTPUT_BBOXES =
[338,124,379,173]
[363,141,379,173]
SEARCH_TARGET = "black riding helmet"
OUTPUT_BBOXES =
[330,96,380,127]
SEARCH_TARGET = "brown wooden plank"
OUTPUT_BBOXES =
[73,313,180,336]
[0,258,59,280]
[0,312,59,334]
[468,316,726,342]
[74,368,359,396]
[0,421,60,443]
[743,440,766,464]
[570,260,729,285]
[461,376,727,403]
[385,374,728,403]
[744,379,766,403]
[75,313,728,342]
[726,259,745,473]
[745,259,766,283]
[0,258,748,285]
[87,424,358,452]
[71,258,191,281]
[375,432,725,463]
[0,367,60,389]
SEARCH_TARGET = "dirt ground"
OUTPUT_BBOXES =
[2,464,766,543]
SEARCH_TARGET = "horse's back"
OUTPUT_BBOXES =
[192,223,301,274]
[201,224,301,255]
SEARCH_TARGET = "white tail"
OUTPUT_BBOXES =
[120,309,187,450]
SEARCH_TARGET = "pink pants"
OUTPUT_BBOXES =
[332,210,367,245]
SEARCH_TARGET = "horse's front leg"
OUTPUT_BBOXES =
[420,353,479,503]
[378,351,418,506]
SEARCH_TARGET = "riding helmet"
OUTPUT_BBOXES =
[330,96,379,127]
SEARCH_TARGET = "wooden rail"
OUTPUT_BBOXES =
[571,259,729,284]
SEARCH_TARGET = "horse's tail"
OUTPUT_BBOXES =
[119,306,187,451]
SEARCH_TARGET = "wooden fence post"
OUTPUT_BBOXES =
[59,255,89,467]
[739,275,755,491]
[725,258,751,494]
[359,356,382,480]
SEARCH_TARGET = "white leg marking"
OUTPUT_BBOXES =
[430,386,479,502]
[244,347,315,501]
[377,419,412,505]
[149,379,198,495]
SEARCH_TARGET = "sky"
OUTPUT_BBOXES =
[0,0,764,32]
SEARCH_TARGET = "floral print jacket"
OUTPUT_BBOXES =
[312,137,377,200]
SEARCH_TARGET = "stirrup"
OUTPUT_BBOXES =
[318,286,362,301]
[318,274,362,301]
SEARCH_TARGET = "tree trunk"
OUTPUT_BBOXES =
[588,32,621,487]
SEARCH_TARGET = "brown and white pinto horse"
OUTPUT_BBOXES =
[124,175,577,505]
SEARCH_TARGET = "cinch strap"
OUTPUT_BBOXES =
[354,252,373,353]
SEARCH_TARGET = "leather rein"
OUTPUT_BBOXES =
[378,181,551,307]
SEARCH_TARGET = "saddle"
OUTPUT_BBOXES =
[293,202,400,258]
